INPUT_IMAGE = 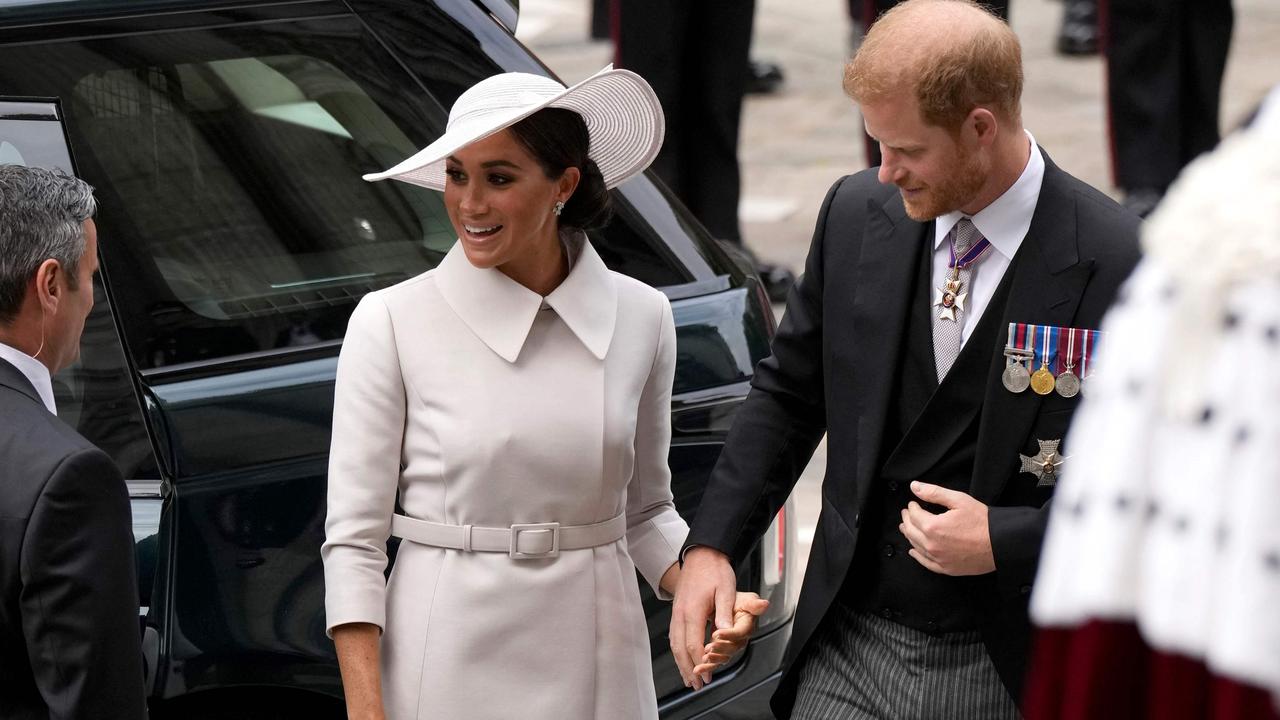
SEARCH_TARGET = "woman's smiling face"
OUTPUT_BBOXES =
[443,129,575,272]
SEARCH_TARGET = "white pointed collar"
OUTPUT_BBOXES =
[434,233,617,363]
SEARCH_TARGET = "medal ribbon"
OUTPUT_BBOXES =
[1038,324,1057,370]
[1080,329,1101,380]
[948,234,993,272]
[1056,327,1079,373]
[1008,322,1029,353]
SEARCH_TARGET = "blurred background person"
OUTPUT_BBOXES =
[1026,86,1280,719]
[591,0,785,94]
[1103,0,1235,217]
[612,0,796,301]
[1056,0,1099,56]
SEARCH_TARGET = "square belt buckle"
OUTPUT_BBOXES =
[509,522,560,559]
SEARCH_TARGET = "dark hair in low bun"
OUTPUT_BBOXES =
[508,107,613,232]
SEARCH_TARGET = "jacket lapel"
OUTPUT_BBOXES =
[849,195,929,513]
[970,156,1095,501]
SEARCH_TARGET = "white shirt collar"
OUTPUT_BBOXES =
[434,231,617,363]
[0,342,57,414]
[934,129,1045,260]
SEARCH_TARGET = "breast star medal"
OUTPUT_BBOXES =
[1030,324,1056,395]
[1020,439,1065,487]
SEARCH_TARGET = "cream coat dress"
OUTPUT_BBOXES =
[322,236,689,720]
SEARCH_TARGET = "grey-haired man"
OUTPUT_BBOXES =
[0,165,147,719]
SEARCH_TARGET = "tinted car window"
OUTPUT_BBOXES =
[0,13,686,372]
[0,101,158,479]
[77,53,455,369]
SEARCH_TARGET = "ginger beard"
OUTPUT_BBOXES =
[863,90,994,222]
[900,137,988,222]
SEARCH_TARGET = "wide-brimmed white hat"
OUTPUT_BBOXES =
[362,65,663,191]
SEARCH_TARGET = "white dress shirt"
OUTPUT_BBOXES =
[0,341,56,414]
[931,130,1045,346]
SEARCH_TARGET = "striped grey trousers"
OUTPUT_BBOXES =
[790,603,1022,720]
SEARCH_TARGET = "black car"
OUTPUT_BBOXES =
[0,0,796,716]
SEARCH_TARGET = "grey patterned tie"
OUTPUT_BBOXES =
[931,218,985,381]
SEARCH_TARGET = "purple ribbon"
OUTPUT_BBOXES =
[948,232,993,271]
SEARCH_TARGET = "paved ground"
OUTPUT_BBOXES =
[516,0,1280,582]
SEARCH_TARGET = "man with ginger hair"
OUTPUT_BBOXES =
[670,1,1141,717]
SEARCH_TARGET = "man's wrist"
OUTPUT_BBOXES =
[680,544,729,567]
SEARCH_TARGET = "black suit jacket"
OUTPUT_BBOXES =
[0,358,146,719]
[686,155,1141,717]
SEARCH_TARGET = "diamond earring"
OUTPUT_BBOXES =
[553,201,565,217]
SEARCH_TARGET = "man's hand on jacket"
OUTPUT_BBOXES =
[899,481,996,576]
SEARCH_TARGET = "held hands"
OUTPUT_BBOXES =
[898,481,996,576]
[692,592,770,680]
[669,547,769,691]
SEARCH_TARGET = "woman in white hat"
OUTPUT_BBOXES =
[321,67,766,720]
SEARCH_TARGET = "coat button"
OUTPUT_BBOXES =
[881,607,893,619]
[883,544,895,558]
[888,480,899,493]
[1020,585,1033,595]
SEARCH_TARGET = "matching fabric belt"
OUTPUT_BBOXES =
[390,511,627,560]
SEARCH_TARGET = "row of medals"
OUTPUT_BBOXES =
[1001,347,1083,398]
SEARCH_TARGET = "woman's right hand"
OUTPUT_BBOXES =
[691,592,770,684]
[332,622,386,720]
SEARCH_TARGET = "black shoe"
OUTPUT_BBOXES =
[1057,0,1099,56]
[756,261,797,303]
[746,60,785,95]
[1122,188,1164,219]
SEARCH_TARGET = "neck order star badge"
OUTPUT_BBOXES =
[1020,438,1065,487]
[934,227,991,323]
[933,277,968,322]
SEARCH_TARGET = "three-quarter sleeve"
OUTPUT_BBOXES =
[322,293,406,635]
[625,297,689,600]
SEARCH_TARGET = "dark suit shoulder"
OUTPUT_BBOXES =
[828,167,898,211]
[815,169,899,252]
[1048,163,1143,266]
[0,387,103,521]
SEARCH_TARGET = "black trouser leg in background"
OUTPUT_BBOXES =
[1105,0,1233,192]
[616,0,754,243]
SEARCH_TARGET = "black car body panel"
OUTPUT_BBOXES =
[0,1,795,716]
